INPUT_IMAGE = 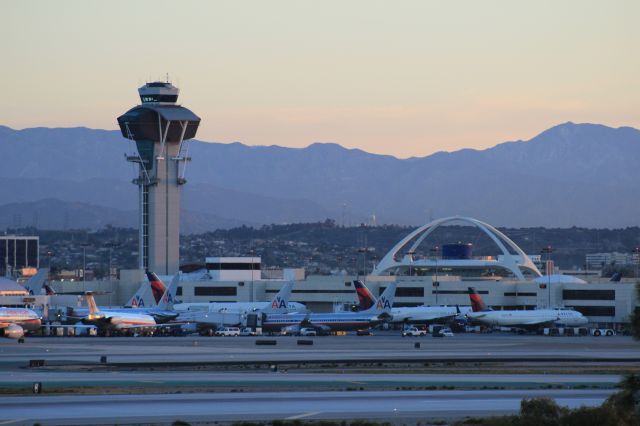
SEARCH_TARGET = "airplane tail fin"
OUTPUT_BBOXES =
[85,292,100,317]
[157,273,179,310]
[468,287,489,312]
[364,283,396,314]
[126,281,152,308]
[24,268,48,294]
[146,270,168,305]
[609,272,622,282]
[262,281,294,313]
[43,283,56,295]
[353,280,376,311]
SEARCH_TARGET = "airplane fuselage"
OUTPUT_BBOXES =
[0,307,41,333]
[467,309,587,327]
[390,306,459,323]
[263,312,381,332]
[174,301,306,313]
[83,309,157,331]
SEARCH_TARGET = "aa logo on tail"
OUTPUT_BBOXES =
[131,296,145,308]
[271,297,287,309]
[162,292,174,304]
[376,297,391,310]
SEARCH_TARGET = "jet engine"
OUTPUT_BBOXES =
[1,324,25,339]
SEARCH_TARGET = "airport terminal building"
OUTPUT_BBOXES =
[136,217,636,327]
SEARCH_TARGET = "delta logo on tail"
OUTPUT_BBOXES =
[468,287,488,312]
[146,271,167,305]
[354,280,375,310]
[44,283,56,296]
[271,297,287,309]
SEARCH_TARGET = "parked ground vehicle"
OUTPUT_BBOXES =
[402,326,427,337]
[215,327,240,336]
[591,328,616,336]
[438,327,454,337]
[356,329,373,336]
[239,328,259,336]
[298,327,317,336]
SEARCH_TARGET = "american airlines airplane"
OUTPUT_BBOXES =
[262,283,397,333]
[0,307,41,339]
[74,292,159,335]
[466,287,588,329]
[172,281,306,314]
[174,282,299,331]
[68,271,179,323]
[353,280,469,324]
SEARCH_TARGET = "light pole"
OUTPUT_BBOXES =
[46,250,54,279]
[104,242,118,306]
[80,243,90,292]
[633,247,640,284]
[407,250,415,277]
[431,246,440,305]
[542,246,553,308]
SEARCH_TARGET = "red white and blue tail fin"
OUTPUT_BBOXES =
[353,280,376,311]
[468,287,490,312]
[146,271,168,305]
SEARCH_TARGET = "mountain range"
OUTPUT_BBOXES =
[1,122,639,231]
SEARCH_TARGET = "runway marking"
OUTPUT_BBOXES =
[0,420,26,425]
[286,411,320,420]
[347,381,367,385]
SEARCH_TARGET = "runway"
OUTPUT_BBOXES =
[0,371,621,392]
[1,333,636,367]
[0,389,614,425]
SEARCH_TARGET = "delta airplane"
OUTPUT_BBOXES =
[0,307,41,339]
[262,283,397,333]
[353,280,469,324]
[466,287,588,329]
[172,281,306,314]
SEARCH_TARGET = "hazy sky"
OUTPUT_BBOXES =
[2,1,639,158]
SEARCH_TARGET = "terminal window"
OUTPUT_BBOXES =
[573,306,615,316]
[379,287,429,297]
[206,262,261,271]
[194,286,237,296]
[562,290,615,301]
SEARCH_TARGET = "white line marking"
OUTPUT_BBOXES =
[286,411,320,420]
[0,420,26,425]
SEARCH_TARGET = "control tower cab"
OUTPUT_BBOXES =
[138,81,179,104]
[117,81,201,275]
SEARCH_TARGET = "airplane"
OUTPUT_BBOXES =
[261,283,397,333]
[0,307,41,339]
[71,291,160,335]
[172,281,305,314]
[353,280,468,324]
[466,287,588,329]
[174,281,299,334]
[68,271,179,323]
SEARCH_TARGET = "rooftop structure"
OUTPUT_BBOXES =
[0,236,39,277]
[372,216,542,280]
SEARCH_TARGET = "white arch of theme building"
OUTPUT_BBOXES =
[371,216,542,280]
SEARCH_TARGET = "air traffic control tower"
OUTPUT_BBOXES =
[117,82,200,275]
